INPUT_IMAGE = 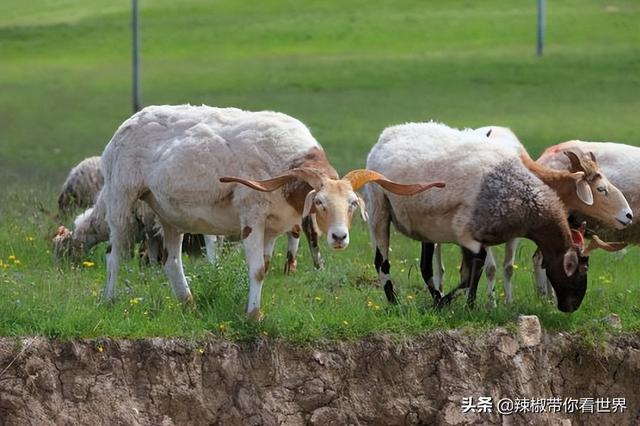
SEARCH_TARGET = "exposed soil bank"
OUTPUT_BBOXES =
[1,327,639,425]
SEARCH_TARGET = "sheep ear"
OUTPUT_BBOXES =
[356,193,368,222]
[302,190,317,218]
[572,173,594,206]
[563,250,579,276]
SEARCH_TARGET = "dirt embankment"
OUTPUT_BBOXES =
[1,321,639,425]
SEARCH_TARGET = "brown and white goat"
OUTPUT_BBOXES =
[100,105,443,319]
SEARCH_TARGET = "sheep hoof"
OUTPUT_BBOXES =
[384,281,398,304]
[283,259,297,275]
[435,293,455,309]
[99,293,117,305]
[313,257,325,270]
[182,294,196,310]
[248,308,263,322]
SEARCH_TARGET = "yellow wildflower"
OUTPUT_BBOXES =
[82,261,95,268]
[314,296,322,302]
[97,345,104,353]
[262,330,269,336]
[342,320,349,326]
[13,259,20,265]
[25,236,34,242]
[512,264,519,270]
[367,300,374,308]
[407,295,414,301]
[8,255,16,261]
[218,323,227,332]
[196,348,205,355]
[129,297,141,305]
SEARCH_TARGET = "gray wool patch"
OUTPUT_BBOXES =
[471,159,558,245]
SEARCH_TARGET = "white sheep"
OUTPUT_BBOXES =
[57,156,104,216]
[431,126,631,306]
[365,121,603,312]
[55,156,220,263]
[99,105,441,319]
[53,189,162,263]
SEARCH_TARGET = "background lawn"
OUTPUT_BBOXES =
[0,0,639,342]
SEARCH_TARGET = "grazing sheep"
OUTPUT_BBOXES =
[57,156,104,216]
[431,126,632,306]
[365,121,596,313]
[53,190,162,263]
[56,155,220,262]
[99,105,441,319]
[533,140,639,296]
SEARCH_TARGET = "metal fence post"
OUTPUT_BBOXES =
[132,0,141,112]
[537,0,545,56]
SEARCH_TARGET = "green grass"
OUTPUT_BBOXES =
[1,0,639,342]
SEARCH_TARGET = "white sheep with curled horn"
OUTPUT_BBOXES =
[99,104,444,319]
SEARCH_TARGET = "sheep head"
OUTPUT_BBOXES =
[52,225,84,261]
[563,150,632,229]
[545,221,627,313]
[220,167,445,250]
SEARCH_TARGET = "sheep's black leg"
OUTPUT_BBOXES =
[465,247,487,308]
[302,215,324,269]
[438,246,486,308]
[375,248,397,303]
[370,199,396,304]
[420,242,443,304]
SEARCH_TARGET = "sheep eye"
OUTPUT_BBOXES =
[350,200,358,208]
[314,199,323,206]
[596,186,608,195]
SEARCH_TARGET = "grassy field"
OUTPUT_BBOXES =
[1,0,639,342]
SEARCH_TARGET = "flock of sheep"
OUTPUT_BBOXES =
[53,104,639,319]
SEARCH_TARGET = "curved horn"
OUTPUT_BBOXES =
[342,169,445,195]
[582,234,627,257]
[220,167,327,192]
[564,150,587,173]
